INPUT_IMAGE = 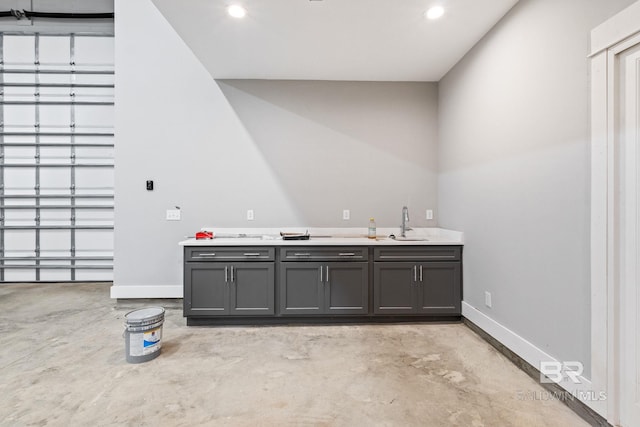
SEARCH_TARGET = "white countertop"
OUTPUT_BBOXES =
[179,227,463,246]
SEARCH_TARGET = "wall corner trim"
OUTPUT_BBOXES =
[462,302,606,416]
[590,0,640,56]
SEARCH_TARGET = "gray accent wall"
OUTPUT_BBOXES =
[114,0,438,291]
[438,0,636,378]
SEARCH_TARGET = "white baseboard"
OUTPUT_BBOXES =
[462,301,606,415]
[110,285,183,299]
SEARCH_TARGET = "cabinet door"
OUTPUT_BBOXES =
[184,263,229,315]
[325,262,369,314]
[279,262,324,315]
[230,262,275,315]
[417,262,461,315]
[373,262,416,314]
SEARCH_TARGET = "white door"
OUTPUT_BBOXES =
[619,42,640,427]
[591,3,640,424]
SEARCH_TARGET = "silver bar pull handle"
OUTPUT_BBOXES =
[320,266,323,282]
[230,265,234,283]
[326,266,329,282]
[197,253,216,257]
[243,252,261,256]
[225,266,228,282]
[414,265,417,282]
[419,265,423,282]
[338,252,355,257]
[293,253,311,257]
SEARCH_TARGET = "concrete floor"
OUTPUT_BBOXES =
[0,283,587,427]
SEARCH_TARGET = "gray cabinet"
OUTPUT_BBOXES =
[185,262,228,315]
[373,262,414,314]
[183,243,462,323]
[417,262,461,314]
[373,247,461,315]
[230,262,275,314]
[279,262,324,314]
[279,247,368,316]
[184,247,275,316]
[325,262,369,314]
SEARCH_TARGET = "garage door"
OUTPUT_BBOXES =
[0,33,114,281]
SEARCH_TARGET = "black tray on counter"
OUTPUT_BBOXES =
[280,232,310,241]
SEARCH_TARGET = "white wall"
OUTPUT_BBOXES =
[438,0,635,378]
[112,0,439,297]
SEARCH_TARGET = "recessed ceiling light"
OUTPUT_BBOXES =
[426,6,445,20]
[227,4,247,18]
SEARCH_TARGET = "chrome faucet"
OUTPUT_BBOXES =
[401,206,411,237]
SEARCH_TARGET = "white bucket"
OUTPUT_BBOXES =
[123,306,165,364]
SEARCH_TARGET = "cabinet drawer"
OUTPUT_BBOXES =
[374,246,461,261]
[185,247,275,262]
[279,247,368,261]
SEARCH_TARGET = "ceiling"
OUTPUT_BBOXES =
[151,0,519,82]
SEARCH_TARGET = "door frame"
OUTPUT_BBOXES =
[590,1,640,423]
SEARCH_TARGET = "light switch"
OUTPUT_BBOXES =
[342,210,350,220]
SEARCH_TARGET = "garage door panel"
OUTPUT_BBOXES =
[3,105,36,127]
[4,230,35,252]
[3,269,36,282]
[1,33,114,282]
[38,36,71,65]
[75,105,114,128]
[74,36,114,64]
[75,167,113,187]
[39,230,71,251]
[3,35,35,64]
[39,168,71,189]
[75,230,113,251]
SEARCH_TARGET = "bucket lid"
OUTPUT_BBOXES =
[125,306,165,325]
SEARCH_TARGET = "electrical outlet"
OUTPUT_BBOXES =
[426,209,433,220]
[342,209,350,220]
[166,209,181,221]
[485,291,492,308]
[247,209,255,221]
